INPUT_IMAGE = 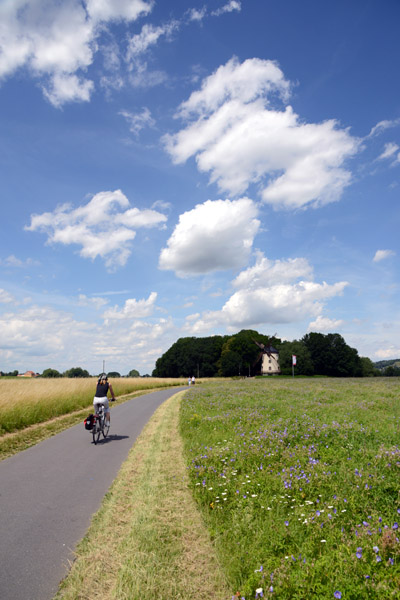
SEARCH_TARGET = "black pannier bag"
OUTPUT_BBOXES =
[84,414,95,430]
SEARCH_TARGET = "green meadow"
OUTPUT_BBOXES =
[180,378,400,599]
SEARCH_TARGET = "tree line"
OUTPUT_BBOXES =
[152,329,384,378]
[0,368,142,378]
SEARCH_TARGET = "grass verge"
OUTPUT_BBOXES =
[54,391,230,600]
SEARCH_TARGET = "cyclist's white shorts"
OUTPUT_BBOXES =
[93,396,109,411]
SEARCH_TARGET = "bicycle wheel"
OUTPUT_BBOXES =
[102,418,110,438]
[92,417,101,444]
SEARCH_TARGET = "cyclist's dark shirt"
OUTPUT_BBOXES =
[95,382,109,397]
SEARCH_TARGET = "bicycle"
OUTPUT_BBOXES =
[92,403,110,444]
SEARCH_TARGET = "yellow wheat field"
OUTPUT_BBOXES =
[0,377,184,434]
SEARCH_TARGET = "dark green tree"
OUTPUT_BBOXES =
[107,371,120,378]
[128,369,140,377]
[64,367,90,378]
[41,368,62,378]
[302,332,362,377]
[360,357,377,377]
[278,340,314,376]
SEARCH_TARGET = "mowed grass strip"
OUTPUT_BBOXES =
[55,391,230,600]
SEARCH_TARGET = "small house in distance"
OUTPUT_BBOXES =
[253,339,281,375]
[18,371,38,378]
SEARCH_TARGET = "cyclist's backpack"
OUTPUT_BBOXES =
[84,414,94,430]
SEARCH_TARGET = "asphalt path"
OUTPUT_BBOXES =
[0,386,186,600]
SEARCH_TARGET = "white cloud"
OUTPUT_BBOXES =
[77,294,108,309]
[374,345,400,359]
[0,0,153,106]
[233,251,313,289]
[187,7,207,21]
[184,250,348,334]
[126,21,179,60]
[212,1,241,16]
[85,0,153,23]
[0,289,15,303]
[25,189,167,270]
[159,197,260,277]
[119,108,155,136]
[102,292,157,320]
[0,255,40,268]
[368,118,400,138]
[373,249,396,263]
[0,302,175,374]
[186,280,348,334]
[164,57,359,209]
[377,142,399,161]
[308,315,345,332]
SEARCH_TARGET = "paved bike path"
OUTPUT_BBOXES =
[0,387,185,600]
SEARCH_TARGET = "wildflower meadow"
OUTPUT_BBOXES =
[180,378,400,599]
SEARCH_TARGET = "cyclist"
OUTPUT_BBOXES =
[93,374,116,427]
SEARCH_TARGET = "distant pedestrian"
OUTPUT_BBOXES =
[191,375,195,385]
[188,376,191,386]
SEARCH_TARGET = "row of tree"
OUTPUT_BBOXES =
[0,368,142,378]
[152,330,380,378]
[40,368,142,378]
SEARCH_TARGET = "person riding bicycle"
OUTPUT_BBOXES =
[93,374,116,427]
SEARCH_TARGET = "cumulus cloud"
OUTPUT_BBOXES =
[25,189,167,270]
[308,315,345,332]
[159,197,260,277]
[102,292,157,320]
[373,249,396,263]
[186,280,348,334]
[233,251,313,289]
[164,57,359,209]
[184,251,348,334]
[0,0,152,106]
[0,301,175,374]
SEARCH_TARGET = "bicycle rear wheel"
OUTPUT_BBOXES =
[102,419,110,438]
[92,417,101,444]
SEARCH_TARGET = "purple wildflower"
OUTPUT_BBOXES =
[393,522,399,530]
[284,521,289,526]
[334,592,342,599]
[356,548,362,559]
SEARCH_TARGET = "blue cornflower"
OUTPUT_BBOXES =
[334,591,342,599]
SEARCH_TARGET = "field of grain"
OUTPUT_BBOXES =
[180,377,400,599]
[0,377,184,434]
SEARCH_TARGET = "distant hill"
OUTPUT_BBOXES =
[373,359,400,370]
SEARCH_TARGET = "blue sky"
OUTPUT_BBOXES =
[0,0,399,375]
